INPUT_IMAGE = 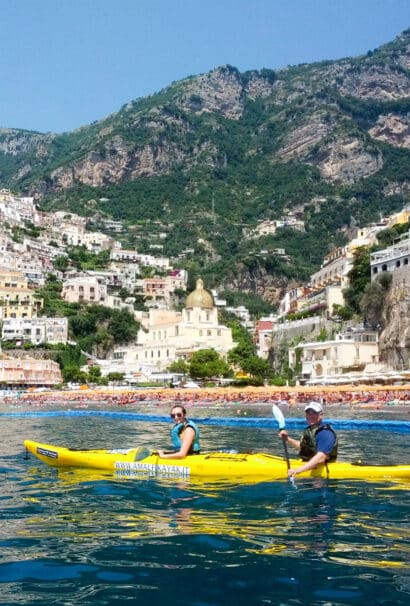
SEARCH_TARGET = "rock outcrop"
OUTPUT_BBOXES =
[379,267,410,368]
[369,113,410,149]
[0,30,409,195]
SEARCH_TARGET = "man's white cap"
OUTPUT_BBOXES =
[304,401,323,413]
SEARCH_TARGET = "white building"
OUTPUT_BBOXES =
[289,326,380,382]
[134,279,235,374]
[110,248,170,270]
[95,279,235,377]
[225,305,253,329]
[310,247,351,291]
[62,276,108,304]
[0,189,41,227]
[370,229,410,279]
[2,317,68,344]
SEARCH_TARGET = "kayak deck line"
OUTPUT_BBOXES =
[24,439,410,483]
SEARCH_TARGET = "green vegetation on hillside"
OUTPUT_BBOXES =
[1,31,409,294]
[36,275,140,359]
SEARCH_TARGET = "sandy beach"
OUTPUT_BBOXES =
[1,383,406,411]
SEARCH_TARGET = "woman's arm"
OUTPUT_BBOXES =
[158,427,195,459]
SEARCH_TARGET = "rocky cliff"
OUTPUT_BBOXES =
[0,30,408,194]
[0,29,409,302]
[380,267,410,368]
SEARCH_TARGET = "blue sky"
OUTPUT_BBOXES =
[0,0,408,133]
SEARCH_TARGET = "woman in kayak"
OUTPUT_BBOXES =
[158,405,201,459]
[278,401,338,478]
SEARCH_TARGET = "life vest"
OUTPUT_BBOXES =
[299,423,338,462]
[171,420,200,454]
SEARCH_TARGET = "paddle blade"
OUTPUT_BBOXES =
[272,404,285,430]
[134,446,154,461]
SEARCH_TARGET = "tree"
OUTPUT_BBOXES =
[106,372,125,383]
[242,355,271,379]
[36,275,80,317]
[109,309,140,343]
[315,328,329,342]
[53,255,69,271]
[62,365,88,384]
[118,287,131,300]
[168,359,189,374]
[227,340,255,366]
[343,246,371,313]
[69,306,139,355]
[188,349,231,380]
[331,303,354,321]
[87,365,102,383]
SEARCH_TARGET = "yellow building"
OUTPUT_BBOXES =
[387,206,410,227]
[0,270,42,320]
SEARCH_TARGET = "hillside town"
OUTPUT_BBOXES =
[0,187,409,389]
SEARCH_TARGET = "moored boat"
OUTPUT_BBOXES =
[24,439,410,482]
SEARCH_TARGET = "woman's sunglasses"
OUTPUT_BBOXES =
[171,412,184,419]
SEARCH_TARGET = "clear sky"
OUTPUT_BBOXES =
[0,0,408,133]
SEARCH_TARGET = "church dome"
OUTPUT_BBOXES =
[185,278,214,309]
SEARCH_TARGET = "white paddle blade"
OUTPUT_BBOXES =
[134,446,153,461]
[272,404,285,430]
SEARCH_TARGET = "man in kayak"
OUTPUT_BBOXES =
[278,401,338,477]
[158,405,201,459]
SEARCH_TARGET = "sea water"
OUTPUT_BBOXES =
[0,404,409,605]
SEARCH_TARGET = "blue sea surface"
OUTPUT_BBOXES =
[1,401,409,605]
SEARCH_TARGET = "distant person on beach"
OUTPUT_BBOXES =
[278,401,338,478]
[158,404,201,459]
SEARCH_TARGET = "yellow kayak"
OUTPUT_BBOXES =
[24,439,410,482]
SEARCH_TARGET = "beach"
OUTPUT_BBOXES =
[1,383,408,412]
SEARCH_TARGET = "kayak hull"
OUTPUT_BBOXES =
[24,440,410,482]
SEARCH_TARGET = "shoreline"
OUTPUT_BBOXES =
[1,384,408,410]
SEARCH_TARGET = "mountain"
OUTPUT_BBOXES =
[1,29,409,304]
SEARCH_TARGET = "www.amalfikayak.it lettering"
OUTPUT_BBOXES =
[115,461,190,476]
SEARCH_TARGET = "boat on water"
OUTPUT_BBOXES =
[24,439,410,482]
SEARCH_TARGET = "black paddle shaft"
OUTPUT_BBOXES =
[282,437,291,470]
